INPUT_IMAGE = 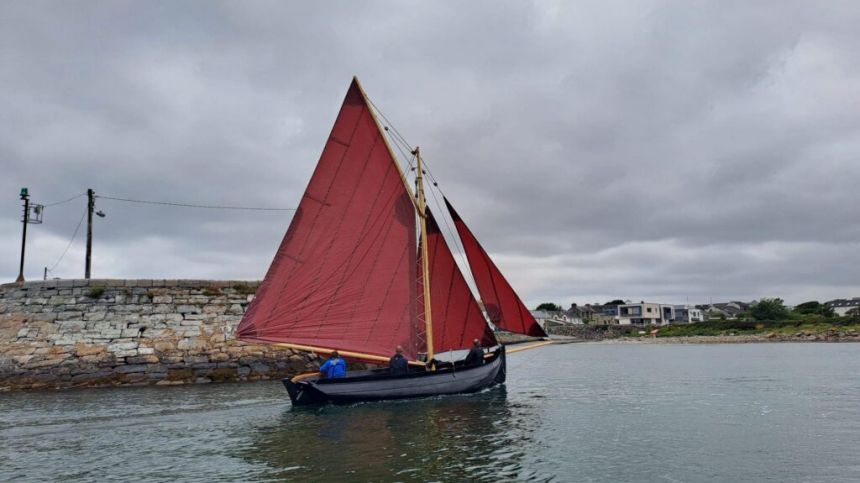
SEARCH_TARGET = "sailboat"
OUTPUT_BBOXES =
[236,78,547,405]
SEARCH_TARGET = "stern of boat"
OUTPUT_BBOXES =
[494,345,506,384]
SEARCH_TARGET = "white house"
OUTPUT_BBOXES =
[672,305,704,323]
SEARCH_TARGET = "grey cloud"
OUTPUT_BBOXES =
[2,1,859,306]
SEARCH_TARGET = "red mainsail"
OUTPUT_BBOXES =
[423,210,496,353]
[445,197,547,338]
[237,79,421,359]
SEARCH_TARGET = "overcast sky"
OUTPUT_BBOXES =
[2,1,860,307]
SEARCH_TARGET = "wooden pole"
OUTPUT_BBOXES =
[16,191,30,283]
[414,147,435,364]
[85,189,94,279]
[272,342,426,367]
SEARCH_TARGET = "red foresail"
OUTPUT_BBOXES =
[237,79,421,360]
[444,198,547,338]
[422,210,496,353]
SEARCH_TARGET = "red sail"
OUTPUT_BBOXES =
[422,210,496,353]
[445,198,547,338]
[237,79,421,360]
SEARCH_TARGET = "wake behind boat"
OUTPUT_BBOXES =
[235,78,546,405]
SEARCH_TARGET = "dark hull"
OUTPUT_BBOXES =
[284,347,506,406]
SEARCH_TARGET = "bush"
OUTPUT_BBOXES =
[88,286,105,299]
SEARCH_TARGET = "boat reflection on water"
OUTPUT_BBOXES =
[238,386,552,481]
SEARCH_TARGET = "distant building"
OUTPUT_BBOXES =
[672,305,704,323]
[530,310,581,330]
[698,301,750,320]
[617,302,674,326]
[825,298,860,316]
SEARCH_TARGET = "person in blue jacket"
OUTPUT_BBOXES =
[319,351,347,379]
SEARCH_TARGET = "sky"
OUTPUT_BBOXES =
[2,1,860,307]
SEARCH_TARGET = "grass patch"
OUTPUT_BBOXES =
[88,286,106,299]
[654,316,860,337]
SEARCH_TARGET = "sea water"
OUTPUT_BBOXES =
[2,343,859,482]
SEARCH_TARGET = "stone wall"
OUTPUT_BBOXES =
[0,279,318,391]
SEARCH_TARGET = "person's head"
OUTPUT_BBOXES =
[331,350,339,359]
[473,339,480,347]
[395,345,404,355]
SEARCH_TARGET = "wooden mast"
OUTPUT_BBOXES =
[414,147,435,364]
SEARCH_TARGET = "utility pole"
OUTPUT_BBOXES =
[85,188,94,279]
[16,188,30,283]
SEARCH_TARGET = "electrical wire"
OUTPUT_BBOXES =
[43,192,86,207]
[96,195,296,211]
[47,207,87,272]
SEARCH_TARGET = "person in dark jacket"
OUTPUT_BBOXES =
[464,339,484,366]
[389,345,408,376]
[319,351,347,378]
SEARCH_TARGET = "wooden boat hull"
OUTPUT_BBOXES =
[284,347,506,406]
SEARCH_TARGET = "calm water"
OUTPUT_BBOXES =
[2,343,859,482]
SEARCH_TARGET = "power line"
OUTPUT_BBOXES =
[47,206,86,272]
[43,192,86,207]
[95,195,296,211]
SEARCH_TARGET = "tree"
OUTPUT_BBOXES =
[535,302,561,312]
[793,301,835,317]
[749,298,790,321]
[604,299,626,306]
[847,307,860,317]
[794,301,821,314]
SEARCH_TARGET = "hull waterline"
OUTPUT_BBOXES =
[284,347,506,406]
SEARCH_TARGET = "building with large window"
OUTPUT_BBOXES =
[617,302,674,326]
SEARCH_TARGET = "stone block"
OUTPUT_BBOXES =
[126,355,160,364]
[137,347,155,355]
[176,305,201,314]
[108,341,138,352]
[177,338,207,351]
[184,355,209,364]
[85,312,106,321]
[57,321,86,332]
[202,305,226,315]
[114,349,139,358]
[75,344,107,356]
[57,311,83,321]
[115,364,148,373]
[152,295,172,304]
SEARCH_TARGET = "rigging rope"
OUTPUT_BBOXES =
[370,101,482,296]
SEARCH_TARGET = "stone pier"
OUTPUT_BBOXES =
[0,279,318,391]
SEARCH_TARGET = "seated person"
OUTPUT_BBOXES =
[389,345,408,376]
[463,339,485,366]
[319,350,347,379]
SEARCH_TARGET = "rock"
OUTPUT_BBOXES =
[108,342,138,352]
[74,344,107,356]
[126,355,159,364]
[115,364,148,374]
[152,295,172,304]
[177,338,207,351]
